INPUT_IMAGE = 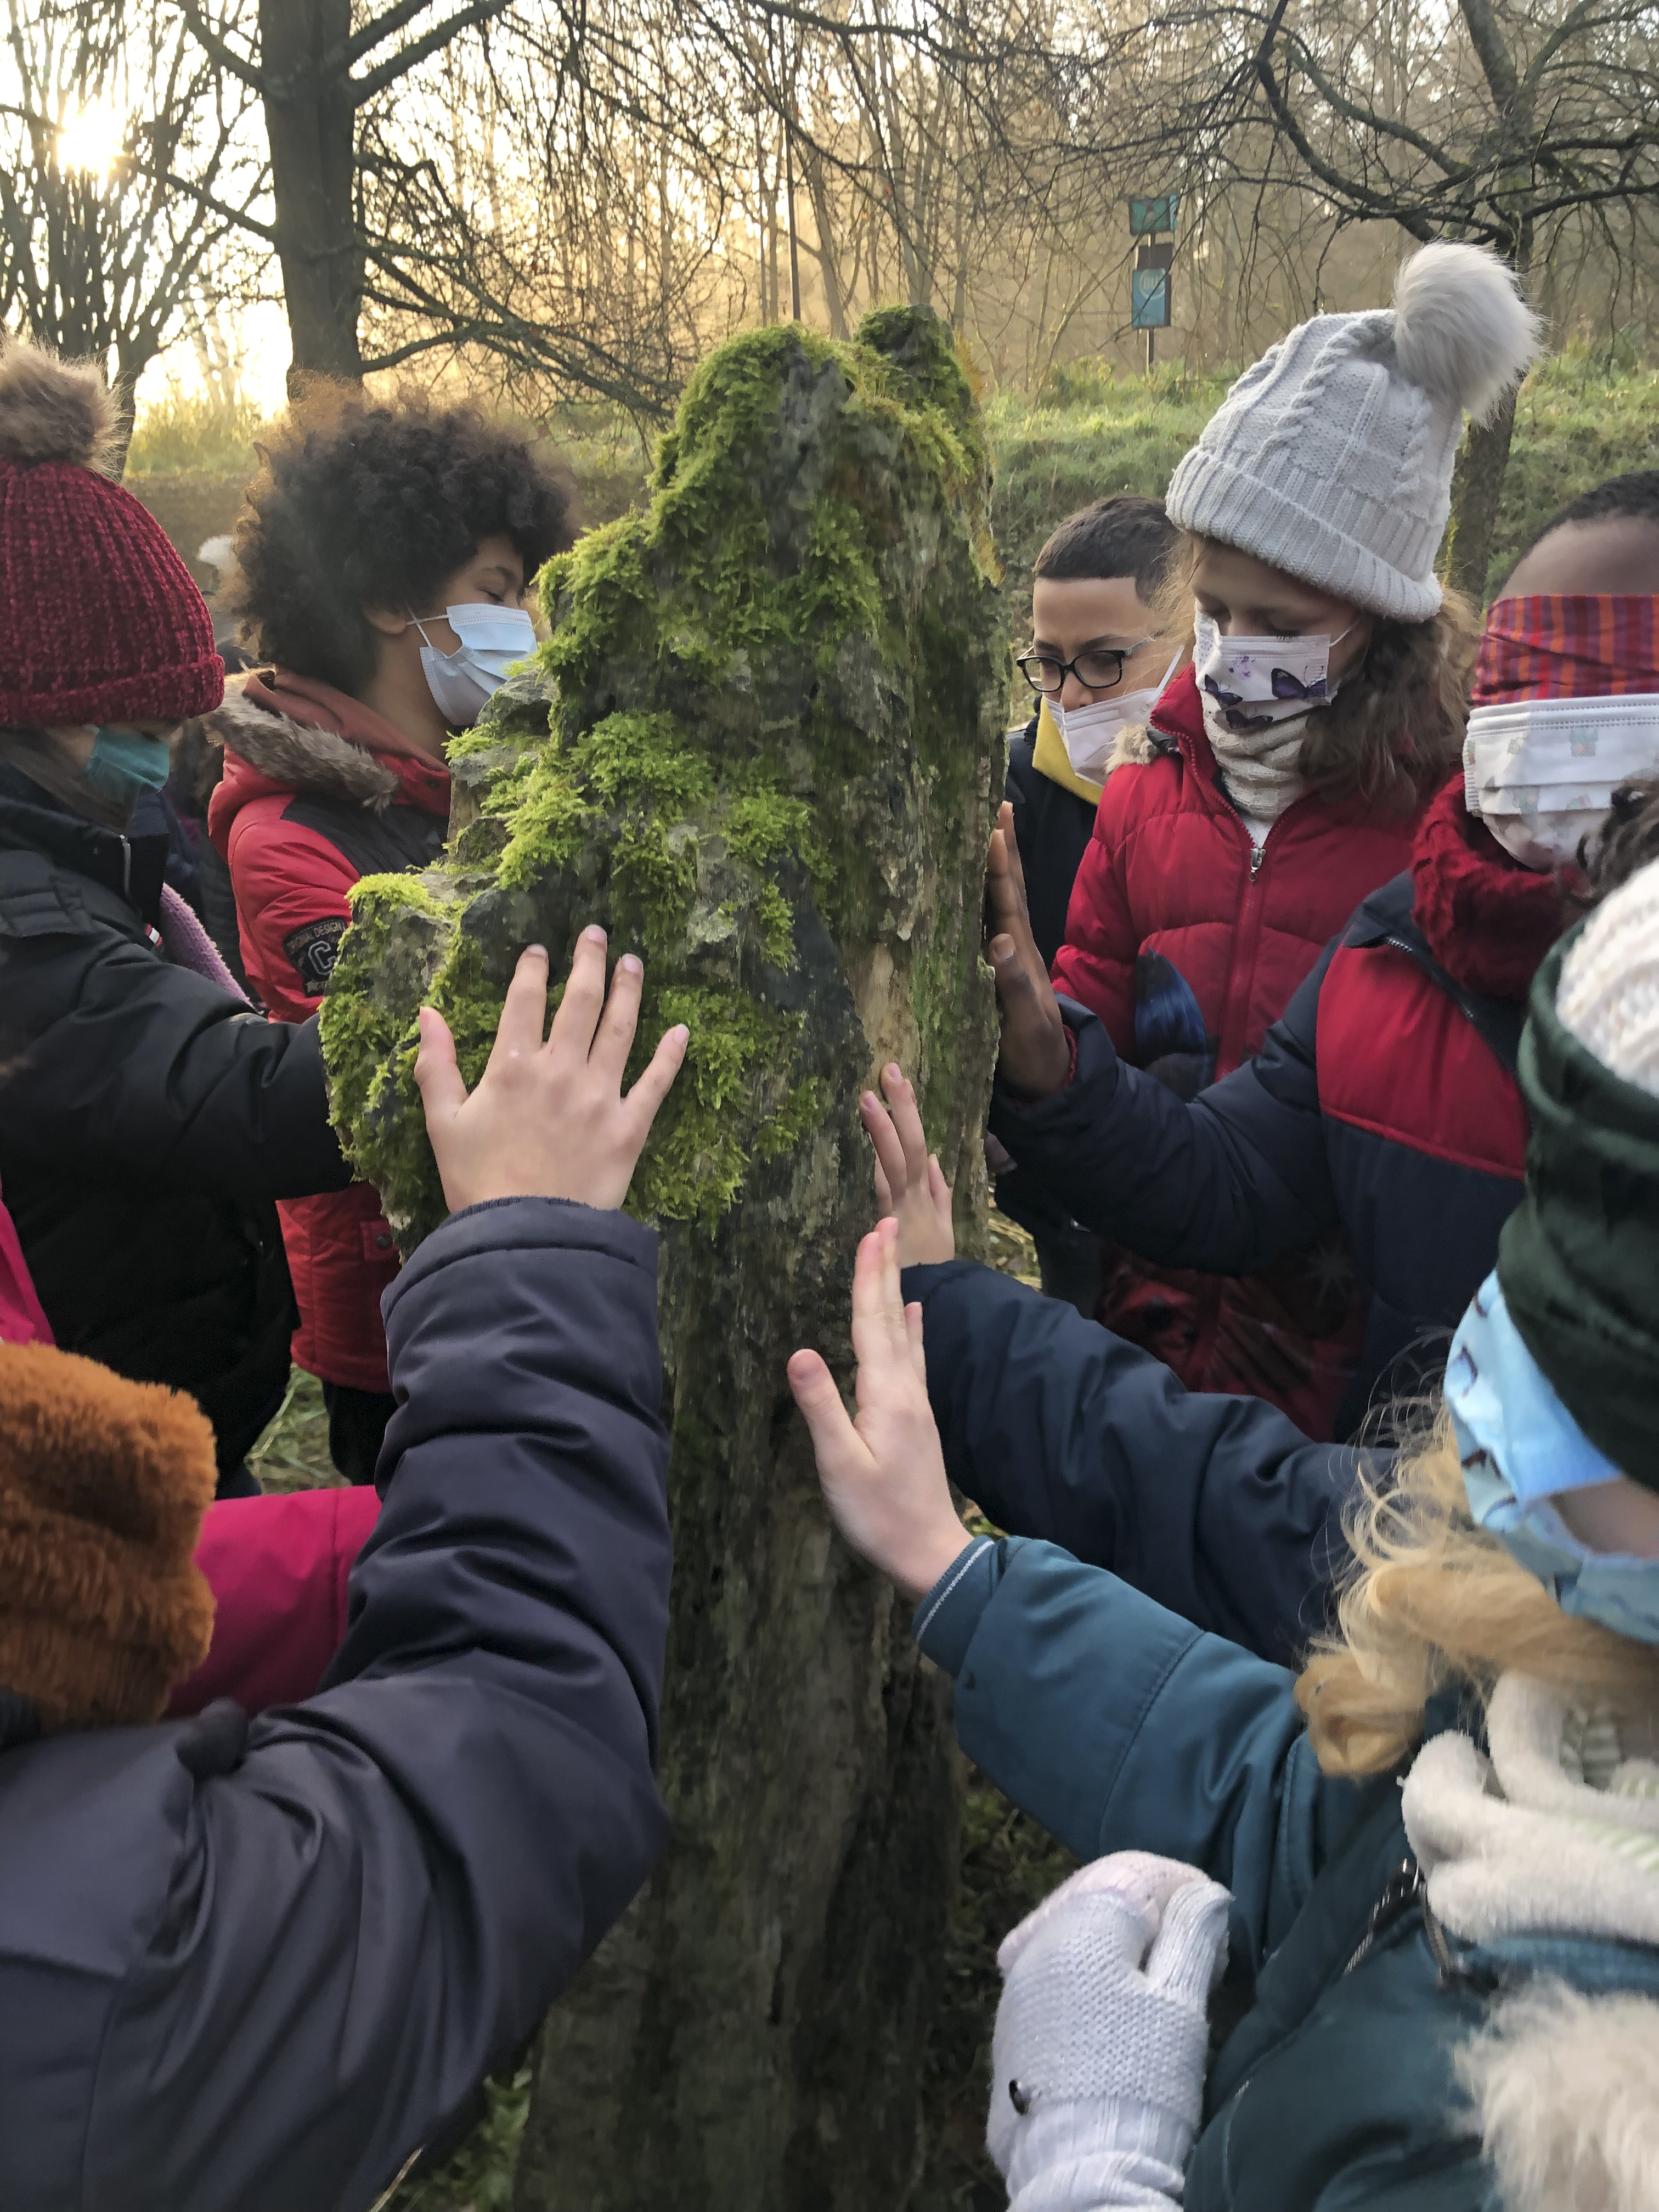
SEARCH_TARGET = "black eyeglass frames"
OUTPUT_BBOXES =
[1015,641,1153,696]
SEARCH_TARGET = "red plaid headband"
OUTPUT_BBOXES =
[1472,595,1659,706]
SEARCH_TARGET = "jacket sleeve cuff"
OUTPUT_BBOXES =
[912,1535,1008,1677]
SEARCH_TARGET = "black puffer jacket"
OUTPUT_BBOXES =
[0,766,350,1480]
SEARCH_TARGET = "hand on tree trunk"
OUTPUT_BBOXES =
[988,802,1073,1101]
[862,1063,956,1268]
[414,932,688,1214]
[788,1218,973,1606]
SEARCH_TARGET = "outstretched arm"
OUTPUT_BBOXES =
[903,1255,1358,1662]
[87,938,691,2212]
[788,1223,1375,1980]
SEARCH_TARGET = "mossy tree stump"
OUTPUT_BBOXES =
[321,307,1007,2209]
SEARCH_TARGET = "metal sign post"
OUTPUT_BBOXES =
[1128,195,1177,374]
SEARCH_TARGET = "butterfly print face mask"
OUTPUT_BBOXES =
[1192,610,1355,734]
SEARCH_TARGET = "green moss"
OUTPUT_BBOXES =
[322,305,1006,1246]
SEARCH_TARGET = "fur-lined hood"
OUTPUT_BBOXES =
[1460,1982,1659,2212]
[206,687,403,811]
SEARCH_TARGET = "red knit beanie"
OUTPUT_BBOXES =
[0,343,224,727]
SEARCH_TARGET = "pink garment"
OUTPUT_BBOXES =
[159,880,248,1001]
[0,1185,52,1345]
[168,1485,381,1717]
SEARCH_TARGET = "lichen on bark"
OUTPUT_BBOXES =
[320,304,1007,2208]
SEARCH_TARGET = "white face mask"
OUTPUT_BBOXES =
[1051,652,1182,784]
[407,602,537,728]
[1464,692,1659,872]
[1192,610,1355,737]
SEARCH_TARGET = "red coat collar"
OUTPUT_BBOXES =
[1409,774,1571,1000]
[238,670,451,817]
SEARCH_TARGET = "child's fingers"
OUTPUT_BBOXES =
[879,1063,930,1186]
[620,1022,690,1140]
[905,1299,928,1387]
[589,950,644,1080]
[998,799,1034,911]
[927,1155,952,1225]
[873,1156,894,1216]
[412,1005,467,1125]
[486,944,553,1069]
[545,927,608,1057]
[849,1221,907,1378]
[787,1348,871,1487]
[861,1089,911,1202]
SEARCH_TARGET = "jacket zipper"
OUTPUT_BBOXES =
[1214,830,1270,1074]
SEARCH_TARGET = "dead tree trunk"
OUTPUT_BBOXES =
[321,305,1008,2209]
[1444,382,1519,603]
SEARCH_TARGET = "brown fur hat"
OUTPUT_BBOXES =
[0,1345,217,1730]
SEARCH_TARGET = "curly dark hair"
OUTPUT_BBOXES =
[1574,777,1659,906]
[228,388,577,694]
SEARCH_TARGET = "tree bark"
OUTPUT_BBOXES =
[321,306,1008,2209]
[259,0,365,390]
[1443,381,1519,603]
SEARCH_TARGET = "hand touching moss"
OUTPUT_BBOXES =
[414,929,689,1214]
[861,1064,955,1267]
[787,1218,972,1605]
[987,802,1072,1101]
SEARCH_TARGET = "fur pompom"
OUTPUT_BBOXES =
[1392,241,1542,426]
[0,338,119,470]
[1455,1981,1659,2212]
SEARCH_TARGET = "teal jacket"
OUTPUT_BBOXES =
[918,1537,1659,2209]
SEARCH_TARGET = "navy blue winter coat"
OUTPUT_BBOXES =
[905,1257,1362,1662]
[0,1195,672,2212]
[990,868,1528,1438]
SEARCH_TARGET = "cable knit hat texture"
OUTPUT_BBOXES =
[1166,242,1541,623]
[1499,857,1659,1491]
[0,1344,217,1729]
[0,341,223,726]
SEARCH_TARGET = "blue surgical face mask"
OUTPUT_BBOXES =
[1446,1273,1659,1645]
[84,727,173,810]
[406,603,536,729]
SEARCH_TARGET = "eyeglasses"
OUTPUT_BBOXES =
[1016,642,1153,697]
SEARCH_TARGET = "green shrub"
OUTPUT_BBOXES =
[125,386,273,476]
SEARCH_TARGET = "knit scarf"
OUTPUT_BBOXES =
[1201,708,1310,824]
[1410,773,1570,1000]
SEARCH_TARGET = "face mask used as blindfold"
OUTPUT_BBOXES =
[407,603,537,729]
[1191,610,1357,738]
[83,727,173,810]
[1447,1273,1659,1646]
[1464,691,1659,871]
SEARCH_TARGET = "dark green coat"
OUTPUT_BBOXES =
[917,1536,1659,2208]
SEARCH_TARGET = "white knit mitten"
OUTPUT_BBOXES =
[987,1852,1231,2212]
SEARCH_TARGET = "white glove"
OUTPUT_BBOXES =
[987,1850,1232,2211]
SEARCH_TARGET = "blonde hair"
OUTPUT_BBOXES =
[1150,532,1479,811]
[1295,1414,1659,1778]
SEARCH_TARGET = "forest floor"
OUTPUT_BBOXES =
[247,1213,1071,2211]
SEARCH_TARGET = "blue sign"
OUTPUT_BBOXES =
[1129,194,1179,236]
[1132,269,1170,329]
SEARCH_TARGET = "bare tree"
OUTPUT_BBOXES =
[0,0,266,467]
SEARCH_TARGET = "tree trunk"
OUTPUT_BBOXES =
[1443,369,1517,605]
[259,0,365,391]
[322,307,1008,2211]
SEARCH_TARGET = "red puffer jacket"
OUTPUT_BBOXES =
[207,673,450,1392]
[1048,665,1434,1438]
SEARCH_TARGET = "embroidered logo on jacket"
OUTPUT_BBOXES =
[282,915,349,995]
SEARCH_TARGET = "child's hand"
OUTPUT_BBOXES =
[787,1218,972,1605]
[987,802,1071,1101]
[414,929,688,1215]
[861,1064,955,1267]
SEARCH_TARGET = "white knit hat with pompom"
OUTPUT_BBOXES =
[1166,241,1541,622]
[1555,856,1659,1098]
